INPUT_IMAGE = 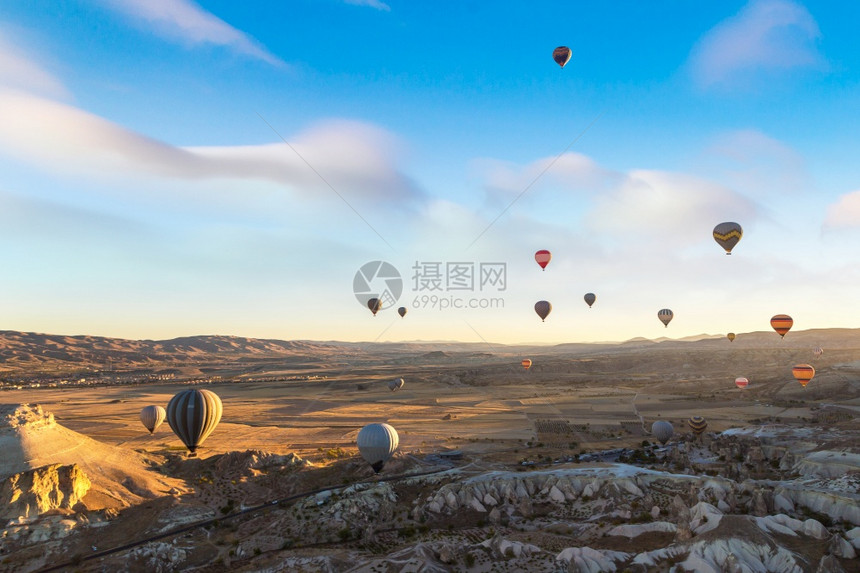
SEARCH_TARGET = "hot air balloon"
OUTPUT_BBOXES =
[713,222,743,255]
[535,300,552,322]
[398,307,407,318]
[140,405,166,435]
[687,416,707,436]
[388,378,405,392]
[735,377,749,389]
[792,364,815,387]
[357,422,399,473]
[166,389,222,455]
[658,309,673,328]
[651,420,673,445]
[535,250,552,270]
[813,347,824,358]
[552,46,572,68]
[584,293,596,308]
[521,359,532,370]
[770,314,793,338]
[367,298,382,316]
[727,333,736,342]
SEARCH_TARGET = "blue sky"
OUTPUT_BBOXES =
[1,0,859,344]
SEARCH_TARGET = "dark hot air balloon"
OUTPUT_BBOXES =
[367,298,381,316]
[770,314,793,338]
[357,423,399,473]
[166,389,222,455]
[140,405,166,434]
[388,378,405,392]
[535,300,552,322]
[398,306,407,318]
[552,46,572,68]
[713,222,743,255]
[584,293,596,308]
[658,308,674,328]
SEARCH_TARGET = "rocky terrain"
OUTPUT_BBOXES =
[1,402,858,572]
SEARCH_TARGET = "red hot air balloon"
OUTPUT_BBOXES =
[770,314,793,338]
[735,377,749,389]
[521,359,532,370]
[535,250,552,270]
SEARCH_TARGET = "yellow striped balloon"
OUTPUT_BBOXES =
[792,364,815,387]
[687,416,708,435]
[713,222,743,255]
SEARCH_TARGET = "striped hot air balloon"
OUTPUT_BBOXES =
[535,250,552,270]
[535,300,552,322]
[552,46,572,68]
[388,378,405,392]
[813,347,824,358]
[357,423,399,473]
[687,416,708,435]
[140,405,166,434]
[166,389,223,455]
[713,222,743,255]
[521,359,532,370]
[770,314,793,338]
[735,377,749,389]
[658,308,674,328]
[792,364,815,387]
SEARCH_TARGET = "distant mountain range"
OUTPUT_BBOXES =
[0,328,858,375]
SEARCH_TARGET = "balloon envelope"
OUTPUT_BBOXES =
[727,333,736,342]
[140,405,166,434]
[367,298,382,316]
[713,222,743,255]
[521,359,532,370]
[535,250,552,270]
[357,423,399,473]
[688,416,708,435]
[584,293,596,308]
[388,378,405,392]
[552,46,572,68]
[658,308,674,327]
[813,347,823,358]
[770,314,793,338]
[398,306,407,318]
[651,420,673,445]
[166,389,223,454]
[735,377,749,389]
[792,364,815,387]
[534,300,552,322]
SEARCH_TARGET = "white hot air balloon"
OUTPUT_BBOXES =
[357,423,399,473]
[651,420,673,445]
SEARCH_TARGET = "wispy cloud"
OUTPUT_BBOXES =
[823,189,860,229]
[688,0,823,89]
[0,30,68,98]
[0,90,421,204]
[100,0,283,65]
[344,0,391,11]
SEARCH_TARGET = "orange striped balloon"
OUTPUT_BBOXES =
[770,314,793,338]
[792,364,815,387]
[521,359,532,370]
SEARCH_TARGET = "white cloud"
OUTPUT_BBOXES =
[101,0,283,65]
[688,0,823,89]
[0,30,68,98]
[344,0,391,11]
[823,189,860,229]
[0,90,421,203]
